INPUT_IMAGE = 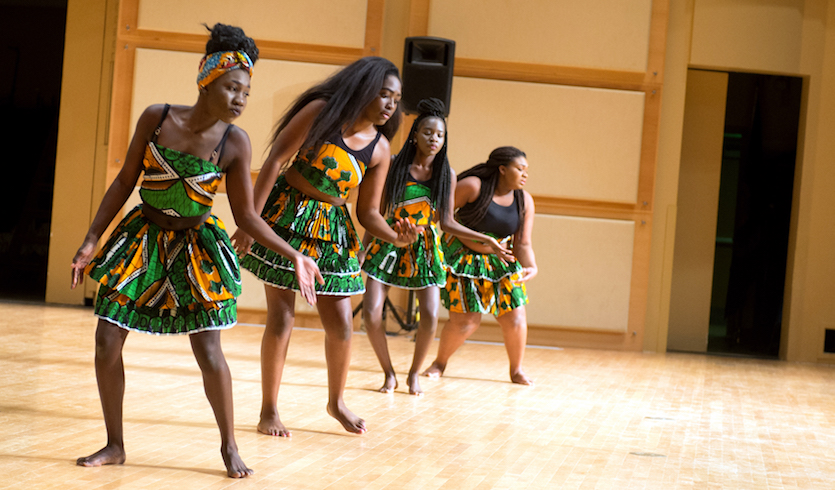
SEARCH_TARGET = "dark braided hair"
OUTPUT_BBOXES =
[456,146,527,229]
[382,98,451,219]
[269,57,402,168]
[203,23,259,62]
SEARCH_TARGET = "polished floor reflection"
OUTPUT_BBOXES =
[1,301,833,489]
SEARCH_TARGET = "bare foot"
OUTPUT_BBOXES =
[76,444,126,467]
[257,411,291,437]
[510,370,534,385]
[421,361,445,378]
[378,373,398,394]
[326,401,366,434]
[221,445,253,478]
[407,373,424,396]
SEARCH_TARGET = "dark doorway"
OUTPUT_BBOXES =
[0,0,67,300]
[708,73,802,357]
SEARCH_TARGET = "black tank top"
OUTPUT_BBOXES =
[461,195,520,238]
[331,131,382,166]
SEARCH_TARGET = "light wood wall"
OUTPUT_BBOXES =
[647,0,835,363]
[49,0,671,351]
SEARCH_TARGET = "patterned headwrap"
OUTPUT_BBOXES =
[197,51,254,89]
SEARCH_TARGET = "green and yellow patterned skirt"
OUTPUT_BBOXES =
[362,222,445,289]
[240,175,364,295]
[85,205,241,335]
[441,234,528,317]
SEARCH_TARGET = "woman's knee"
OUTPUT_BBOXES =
[93,322,126,362]
[498,308,527,331]
[190,333,227,372]
[326,322,354,343]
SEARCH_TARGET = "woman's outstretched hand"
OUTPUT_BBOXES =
[70,237,97,289]
[231,228,255,257]
[293,253,324,305]
[517,266,538,283]
[392,219,423,248]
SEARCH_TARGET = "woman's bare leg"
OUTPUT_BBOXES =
[77,320,129,467]
[361,278,396,393]
[421,311,481,377]
[317,295,366,434]
[407,287,439,394]
[496,306,533,385]
[258,286,296,436]
[190,331,253,478]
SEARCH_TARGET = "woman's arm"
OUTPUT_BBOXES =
[231,99,327,254]
[513,190,538,282]
[439,170,513,262]
[253,99,326,212]
[449,176,496,255]
[223,128,324,305]
[356,136,420,246]
[71,105,161,288]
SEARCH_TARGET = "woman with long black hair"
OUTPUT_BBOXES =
[422,146,537,385]
[233,57,419,436]
[361,98,512,395]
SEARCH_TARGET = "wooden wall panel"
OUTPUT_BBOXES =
[427,0,653,72]
[690,0,804,74]
[526,215,635,332]
[137,0,368,48]
[447,78,646,204]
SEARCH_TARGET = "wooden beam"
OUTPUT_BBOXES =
[454,58,654,92]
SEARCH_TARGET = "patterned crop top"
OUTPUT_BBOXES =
[292,131,382,199]
[139,104,232,218]
[389,179,438,227]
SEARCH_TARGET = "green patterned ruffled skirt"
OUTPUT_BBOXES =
[85,205,240,335]
[441,234,528,317]
[240,175,364,295]
[362,222,445,289]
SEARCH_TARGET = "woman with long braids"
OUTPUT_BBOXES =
[422,146,537,385]
[233,57,419,436]
[70,24,322,478]
[360,98,513,395]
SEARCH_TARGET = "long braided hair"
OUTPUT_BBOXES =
[456,146,527,229]
[381,98,451,219]
[268,56,402,170]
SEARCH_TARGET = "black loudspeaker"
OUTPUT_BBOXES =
[401,36,456,116]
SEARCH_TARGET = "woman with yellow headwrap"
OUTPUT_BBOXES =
[70,23,322,478]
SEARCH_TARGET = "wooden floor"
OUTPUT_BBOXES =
[2,301,835,489]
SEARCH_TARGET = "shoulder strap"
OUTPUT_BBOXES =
[151,104,171,143]
[211,124,234,164]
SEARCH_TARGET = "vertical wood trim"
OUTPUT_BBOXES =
[627,218,653,348]
[636,89,662,208]
[645,0,669,84]
[626,0,670,350]
[106,44,135,188]
[364,0,386,56]
[408,0,430,37]
[120,0,139,32]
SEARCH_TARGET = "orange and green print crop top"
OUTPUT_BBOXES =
[139,104,232,218]
[292,131,382,199]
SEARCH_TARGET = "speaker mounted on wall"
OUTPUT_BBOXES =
[401,36,456,116]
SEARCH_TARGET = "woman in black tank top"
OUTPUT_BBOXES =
[230,57,421,438]
[423,146,539,385]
